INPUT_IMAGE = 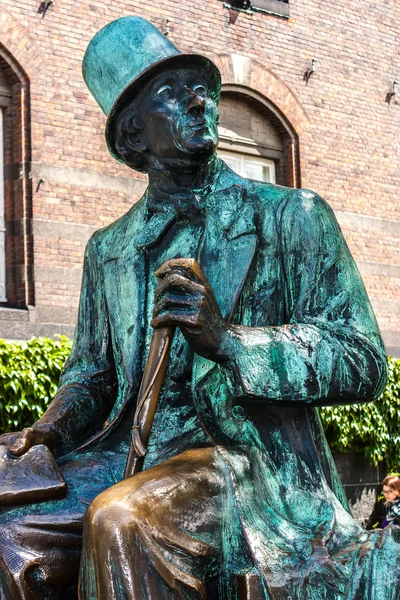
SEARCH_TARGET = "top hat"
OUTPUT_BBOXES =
[82,16,221,162]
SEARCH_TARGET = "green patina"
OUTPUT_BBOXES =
[0,15,398,600]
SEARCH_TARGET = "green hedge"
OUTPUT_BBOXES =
[0,336,72,433]
[0,338,399,470]
[320,356,400,470]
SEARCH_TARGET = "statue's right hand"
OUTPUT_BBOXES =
[9,423,58,457]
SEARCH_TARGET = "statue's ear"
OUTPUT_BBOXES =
[114,106,147,164]
[118,133,147,158]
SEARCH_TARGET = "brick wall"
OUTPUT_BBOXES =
[0,0,398,353]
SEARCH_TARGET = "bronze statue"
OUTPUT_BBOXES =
[0,15,399,600]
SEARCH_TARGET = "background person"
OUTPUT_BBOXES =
[382,475,400,528]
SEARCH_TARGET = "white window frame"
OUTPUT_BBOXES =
[217,150,276,184]
[0,108,6,302]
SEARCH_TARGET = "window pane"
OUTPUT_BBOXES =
[244,161,271,182]
[220,154,244,176]
[218,150,275,183]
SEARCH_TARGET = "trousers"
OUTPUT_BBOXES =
[79,447,263,600]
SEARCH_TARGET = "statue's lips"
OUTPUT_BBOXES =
[186,120,210,131]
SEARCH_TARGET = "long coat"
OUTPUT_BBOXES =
[47,161,394,598]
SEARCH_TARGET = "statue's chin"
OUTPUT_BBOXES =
[172,125,218,158]
[175,138,218,161]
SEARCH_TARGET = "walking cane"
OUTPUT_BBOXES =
[123,324,175,478]
[124,258,203,479]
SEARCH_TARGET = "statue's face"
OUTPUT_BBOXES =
[138,67,219,161]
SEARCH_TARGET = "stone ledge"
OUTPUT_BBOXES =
[34,265,83,286]
[0,307,29,322]
[358,261,400,279]
[336,211,400,236]
[370,299,400,314]
[29,163,148,195]
[387,346,400,358]
[5,161,148,196]
[381,330,400,347]
[32,219,97,242]
[0,321,75,341]
[34,306,78,325]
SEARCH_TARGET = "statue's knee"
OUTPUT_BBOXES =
[84,481,145,539]
[85,495,130,537]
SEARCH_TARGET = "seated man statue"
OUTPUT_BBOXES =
[0,15,399,600]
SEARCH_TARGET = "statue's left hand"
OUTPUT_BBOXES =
[8,423,62,457]
[151,259,231,363]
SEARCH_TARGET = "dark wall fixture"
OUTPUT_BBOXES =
[304,59,317,84]
[38,0,53,17]
[386,80,398,105]
[223,0,289,18]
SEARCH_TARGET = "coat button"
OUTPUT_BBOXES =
[231,405,247,421]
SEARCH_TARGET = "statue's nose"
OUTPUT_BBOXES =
[184,87,206,112]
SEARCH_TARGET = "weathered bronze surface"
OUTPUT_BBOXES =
[125,258,204,478]
[0,15,399,600]
[0,444,66,505]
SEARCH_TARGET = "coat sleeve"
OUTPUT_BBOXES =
[34,233,117,455]
[199,189,387,406]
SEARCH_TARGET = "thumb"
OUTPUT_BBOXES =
[9,427,44,457]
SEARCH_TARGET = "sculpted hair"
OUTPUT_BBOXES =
[113,102,148,173]
[383,475,400,496]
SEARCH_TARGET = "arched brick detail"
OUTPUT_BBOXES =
[211,53,308,188]
[211,53,309,136]
[0,11,47,83]
[0,10,38,307]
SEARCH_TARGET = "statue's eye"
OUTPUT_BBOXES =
[156,84,173,96]
[192,84,207,96]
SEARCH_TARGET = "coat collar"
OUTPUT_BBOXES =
[103,163,258,341]
[100,163,258,431]
[132,161,256,251]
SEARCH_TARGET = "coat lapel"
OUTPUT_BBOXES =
[193,182,258,390]
[135,208,177,250]
[201,184,258,322]
[102,198,148,398]
[101,177,258,425]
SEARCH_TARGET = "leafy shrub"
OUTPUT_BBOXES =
[320,356,400,470]
[0,337,399,470]
[0,336,72,433]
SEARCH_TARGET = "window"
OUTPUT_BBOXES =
[0,49,33,308]
[0,63,11,304]
[222,0,289,18]
[217,88,300,188]
[0,107,5,301]
[251,0,289,17]
[218,150,276,183]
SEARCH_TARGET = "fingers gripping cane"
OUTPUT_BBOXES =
[124,258,203,478]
